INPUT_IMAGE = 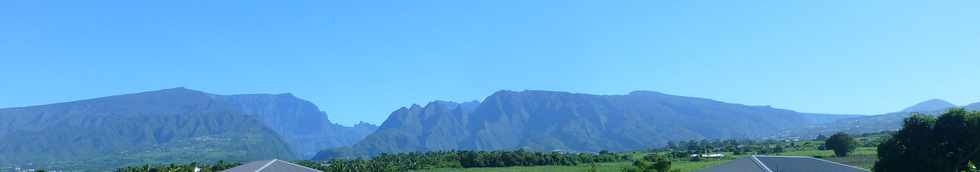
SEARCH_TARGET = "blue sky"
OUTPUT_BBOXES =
[2,0,979,126]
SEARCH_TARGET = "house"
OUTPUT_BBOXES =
[221,159,321,172]
[698,155,868,172]
[690,153,725,158]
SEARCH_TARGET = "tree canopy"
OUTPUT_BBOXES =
[315,150,626,172]
[624,154,674,172]
[824,132,857,157]
[873,109,980,172]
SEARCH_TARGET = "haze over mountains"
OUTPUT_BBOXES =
[1,87,975,170]
[787,99,979,137]
[900,99,957,113]
[315,91,978,160]
[0,88,376,170]
[966,102,980,110]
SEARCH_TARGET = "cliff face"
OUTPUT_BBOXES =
[317,90,842,159]
[219,93,377,157]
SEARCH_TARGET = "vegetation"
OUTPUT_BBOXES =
[622,154,674,172]
[326,90,858,160]
[824,132,857,157]
[0,88,380,171]
[306,150,626,172]
[815,134,828,141]
[114,161,240,172]
[873,109,980,172]
[415,157,732,172]
[113,134,892,172]
[414,163,628,172]
[663,139,797,158]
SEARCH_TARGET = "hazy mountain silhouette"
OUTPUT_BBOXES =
[215,90,378,158]
[901,99,957,113]
[785,99,979,137]
[966,102,980,111]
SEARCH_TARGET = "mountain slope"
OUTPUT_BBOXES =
[0,88,375,170]
[966,103,980,111]
[0,111,294,170]
[218,92,378,157]
[901,99,956,113]
[315,90,855,159]
[783,99,974,137]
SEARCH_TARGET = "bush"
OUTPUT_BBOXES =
[825,132,856,157]
[623,154,671,172]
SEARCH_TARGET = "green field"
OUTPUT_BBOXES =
[407,133,890,172]
[414,154,740,172]
[411,147,877,172]
[414,160,734,172]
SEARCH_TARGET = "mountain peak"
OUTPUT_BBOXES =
[902,99,956,113]
[628,90,667,96]
[163,86,194,91]
[146,87,208,95]
[351,121,379,129]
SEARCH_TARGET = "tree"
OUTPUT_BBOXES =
[824,132,856,157]
[873,109,980,172]
[652,156,671,172]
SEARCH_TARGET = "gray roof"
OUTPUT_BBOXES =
[699,155,868,172]
[222,159,321,172]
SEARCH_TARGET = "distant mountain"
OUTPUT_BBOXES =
[966,103,980,111]
[0,88,376,170]
[901,99,956,113]
[783,99,976,138]
[217,91,378,158]
[314,90,856,159]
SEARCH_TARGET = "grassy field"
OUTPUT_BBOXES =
[412,162,629,172]
[412,134,886,172]
[414,160,735,172]
[414,155,739,172]
[412,148,878,172]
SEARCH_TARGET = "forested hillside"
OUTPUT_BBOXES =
[0,88,375,170]
[316,90,855,159]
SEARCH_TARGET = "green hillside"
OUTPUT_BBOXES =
[318,90,856,159]
[0,111,296,171]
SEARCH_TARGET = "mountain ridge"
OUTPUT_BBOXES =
[901,99,957,113]
[314,90,858,159]
[783,99,980,138]
[0,87,376,170]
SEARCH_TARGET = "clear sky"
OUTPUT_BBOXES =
[2,0,979,126]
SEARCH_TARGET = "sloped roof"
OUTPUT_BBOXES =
[699,155,868,172]
[222,159,321,172]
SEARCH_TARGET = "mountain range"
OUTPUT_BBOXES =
[0,88,376,170]
[2,87,975,170]
[784,99,980,137]
[314,90,861,159]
